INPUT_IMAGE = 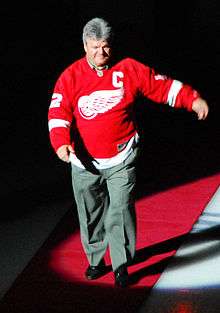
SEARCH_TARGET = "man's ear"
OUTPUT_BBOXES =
[83,43,87,53]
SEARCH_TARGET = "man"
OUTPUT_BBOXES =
[48,17,209,288]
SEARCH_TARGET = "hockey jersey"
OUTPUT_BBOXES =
[48,56,199,159]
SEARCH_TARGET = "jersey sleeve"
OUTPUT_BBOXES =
[48,68,74,152]
[133,59,200,111]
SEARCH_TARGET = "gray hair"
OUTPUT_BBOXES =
[82,17,114,45]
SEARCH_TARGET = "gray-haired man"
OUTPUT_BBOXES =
[48,17,209,287]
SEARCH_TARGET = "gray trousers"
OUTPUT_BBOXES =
[71,148,138,271]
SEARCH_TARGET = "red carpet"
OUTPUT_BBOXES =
[49,173,220,288]
[0,173,219,313]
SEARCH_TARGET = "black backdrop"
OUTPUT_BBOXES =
[1,1,220,219]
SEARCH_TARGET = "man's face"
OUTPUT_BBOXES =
[84,38,112,67]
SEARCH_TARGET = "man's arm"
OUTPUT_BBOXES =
[48,69,74,159]
[133,59,209,116]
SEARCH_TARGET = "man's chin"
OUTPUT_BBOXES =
[96,58,110,67]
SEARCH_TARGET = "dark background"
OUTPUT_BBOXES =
[1,0,220,219]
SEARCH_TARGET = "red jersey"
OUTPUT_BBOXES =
[48,57,199,158]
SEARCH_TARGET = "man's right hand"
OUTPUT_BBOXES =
[56,145,74,163]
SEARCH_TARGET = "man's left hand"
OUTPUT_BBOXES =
[192,97,209,120]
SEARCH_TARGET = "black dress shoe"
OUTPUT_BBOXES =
[85,260,106,280]
[114,264,129,288]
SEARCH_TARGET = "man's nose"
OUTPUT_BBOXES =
[98,47,105,54]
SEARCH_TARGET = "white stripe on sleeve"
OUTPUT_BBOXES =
[48,119,71,131]
[167,80,183,107]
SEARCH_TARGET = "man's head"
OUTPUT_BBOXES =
[82,17,114,68]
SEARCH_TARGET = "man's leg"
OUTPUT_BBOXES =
[71,164,109,266]
[103,149,137,272]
